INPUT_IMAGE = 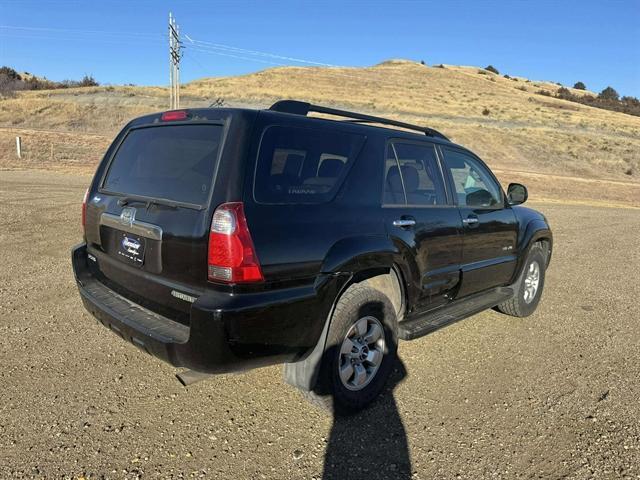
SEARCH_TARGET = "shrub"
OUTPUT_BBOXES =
[536,89,552,97]
[503,74,511,79]
[573,81,586,90]
[599,86,619,101]
[517,85,527,92]
[482,107,490,116]
[420,60,426,66]
[477,69,488,75]
[485,65,499,75]
[0,65,99,93]
[556,87,572,99]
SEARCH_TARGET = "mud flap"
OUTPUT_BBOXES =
[283,273,353,391]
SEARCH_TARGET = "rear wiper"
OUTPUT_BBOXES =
[117,196,179,210]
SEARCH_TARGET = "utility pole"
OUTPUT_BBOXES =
[168,12,182,109]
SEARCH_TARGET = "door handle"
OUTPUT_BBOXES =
[393,219,416,228]
[462,215,479,226]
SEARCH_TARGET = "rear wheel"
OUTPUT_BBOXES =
[306,283,398,415]
[496,242,547,317]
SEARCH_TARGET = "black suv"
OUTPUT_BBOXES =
[72,100,552,412]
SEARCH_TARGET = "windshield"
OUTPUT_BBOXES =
[103,124,223,206]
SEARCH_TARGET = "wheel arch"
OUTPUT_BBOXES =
[513,219,553,282]
[285,236,410,392]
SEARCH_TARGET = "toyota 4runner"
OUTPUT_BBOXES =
[72,100,552,413]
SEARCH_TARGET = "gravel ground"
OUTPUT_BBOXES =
[0,169,639,479]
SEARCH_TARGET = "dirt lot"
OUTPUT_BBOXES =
[0,169,639,479]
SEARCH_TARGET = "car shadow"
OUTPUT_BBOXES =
[322,358,410,480]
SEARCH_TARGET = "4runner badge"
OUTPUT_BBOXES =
[119,207,136,226]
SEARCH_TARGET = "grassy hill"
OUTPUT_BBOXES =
[1,59,638,206]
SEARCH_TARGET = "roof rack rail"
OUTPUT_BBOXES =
[269,100,449,141]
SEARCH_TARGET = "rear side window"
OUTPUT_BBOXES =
[254,125,365,204]
[103,125,223,206]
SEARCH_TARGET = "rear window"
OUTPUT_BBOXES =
[254,125,365,204]
[103,125,223,206]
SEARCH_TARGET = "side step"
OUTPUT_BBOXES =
[398,287,514,340]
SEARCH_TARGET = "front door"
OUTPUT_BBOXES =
[382,140,463,315]
[439,147,518,298]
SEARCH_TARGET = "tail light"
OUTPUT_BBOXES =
[81,188,89,228]
[207,202,264,283]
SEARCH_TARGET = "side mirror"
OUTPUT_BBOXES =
[507,183,528,205]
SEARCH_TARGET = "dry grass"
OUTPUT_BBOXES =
[1,59,638,205]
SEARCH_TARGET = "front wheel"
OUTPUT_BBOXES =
[307,283,398,415]
[496,242,547,317]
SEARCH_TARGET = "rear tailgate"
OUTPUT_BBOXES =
[84,115,235,324]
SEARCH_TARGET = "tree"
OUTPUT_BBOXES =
[573,81,586,90]
[79,74,99,87]
[598,86,619,101]
[485,65,499,75]
[0,66,21,81]
[0,66,24,96]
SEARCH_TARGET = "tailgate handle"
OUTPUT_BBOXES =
[100,213,163,241]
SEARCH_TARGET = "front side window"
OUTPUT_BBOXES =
[254,126,364,204]
[442,148,503,208]
[383,141,447,206]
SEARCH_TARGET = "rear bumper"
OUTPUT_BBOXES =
[72,243,340,373]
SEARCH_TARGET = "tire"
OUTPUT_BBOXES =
[306,283,398,415]
[496,242,547,317]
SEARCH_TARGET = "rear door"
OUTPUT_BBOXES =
[84,122,226,321]
[439,146,518,297]
[382,140,463,314]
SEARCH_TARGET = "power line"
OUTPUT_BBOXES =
[0,24,166,40]
[184,34,339,68]
[188,46,287,67]
[0,31,165,47]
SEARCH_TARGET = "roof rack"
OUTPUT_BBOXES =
[269,100,449,141]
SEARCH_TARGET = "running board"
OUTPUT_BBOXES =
[398,287,514,340]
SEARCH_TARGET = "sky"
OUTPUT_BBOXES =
[0,0,639,97]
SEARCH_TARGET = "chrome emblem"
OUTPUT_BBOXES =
[119,207,136,226]
[171,290,197,303]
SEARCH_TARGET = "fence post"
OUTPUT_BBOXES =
[16,136,21,159]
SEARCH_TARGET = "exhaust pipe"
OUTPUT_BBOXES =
[176,369,214,386]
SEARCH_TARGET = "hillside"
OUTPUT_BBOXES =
[1,59,638,206]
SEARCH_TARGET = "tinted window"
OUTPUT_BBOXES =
[103,125,222,205]
[254,126,364,204]
[384,142,447,205]
[442,148,502,208]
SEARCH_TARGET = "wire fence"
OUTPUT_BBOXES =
[0,129,110,170]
